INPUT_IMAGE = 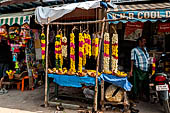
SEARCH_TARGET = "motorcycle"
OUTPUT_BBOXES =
[150,53,170,113]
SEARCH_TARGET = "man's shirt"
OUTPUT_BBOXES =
[131,46,149,71]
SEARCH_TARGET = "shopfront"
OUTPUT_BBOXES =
[0,11,42,91]
[107,2,170,73]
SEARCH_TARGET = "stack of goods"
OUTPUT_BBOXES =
[48,67,68,75]
[87,70,101,77]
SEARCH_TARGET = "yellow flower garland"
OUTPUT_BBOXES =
[78,33,84,72]
[70,33,75,72]
[92,34,99,59]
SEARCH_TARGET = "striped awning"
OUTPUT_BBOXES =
[0,11,34,26]
[107,2,170,24]
[109,2,170,12]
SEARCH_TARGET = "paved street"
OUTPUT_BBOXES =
[0,85,167,113]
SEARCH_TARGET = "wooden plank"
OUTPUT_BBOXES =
[45,20,50,107]
[101,80,105,111]
[94,17,106,111]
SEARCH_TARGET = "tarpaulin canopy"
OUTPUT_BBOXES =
[35,1,101,24]
[0,11,34,26]
[107,2,170,24]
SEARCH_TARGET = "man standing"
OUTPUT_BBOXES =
[129,36,150,102]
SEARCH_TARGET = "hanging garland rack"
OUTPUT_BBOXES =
[44,17,125,110]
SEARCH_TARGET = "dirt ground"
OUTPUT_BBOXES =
[0,84,166,113]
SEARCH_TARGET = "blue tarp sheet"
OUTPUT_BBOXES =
[99,74,132,91]
[48,74,97,87]
[48,74,132,91]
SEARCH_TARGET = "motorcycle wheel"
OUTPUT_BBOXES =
[163,100,170,113]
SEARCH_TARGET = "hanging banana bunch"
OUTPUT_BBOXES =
[103,32,110,73]
[70,33,76,72]
[55,34,62,69]
[41,33,46,67]
[111,34,118,74]
[78,33,84,72]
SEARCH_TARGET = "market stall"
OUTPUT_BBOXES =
[0,11,41,91]
[35,1,132,112]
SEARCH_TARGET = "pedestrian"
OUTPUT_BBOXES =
[129,36,150,102]
[0,39,12,94]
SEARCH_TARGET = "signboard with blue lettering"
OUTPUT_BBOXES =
[107,9,170,24]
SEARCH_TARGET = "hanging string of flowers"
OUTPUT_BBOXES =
[78,33,84,72]
[103,32,110,73]
[111,34,118,74]
[41,33,46,67]
[87,33,91,57]
[83,33,87,66]
[70,32,76,72]
[92,34,99,59]
[61,35,67,58]
[152,57,156,75]
[55,34,62,69]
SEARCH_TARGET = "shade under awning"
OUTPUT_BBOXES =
[107,2,170,24]
[0,11,34,26]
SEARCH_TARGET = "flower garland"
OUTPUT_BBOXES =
[61,36,67,58]
[103,32,110,73]
[87,33,91,57]
[83,33,87,66]
[41,33,46,67]
[78,33,84,72]
[55,34,62,69]
[111,34,118,73]
[152,57,156,75]
[70,33,75,72]
[92,34,99,59]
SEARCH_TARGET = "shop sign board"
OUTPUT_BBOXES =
[158,23,170,33]
[107,9,170,23]
[124,22,144,41]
